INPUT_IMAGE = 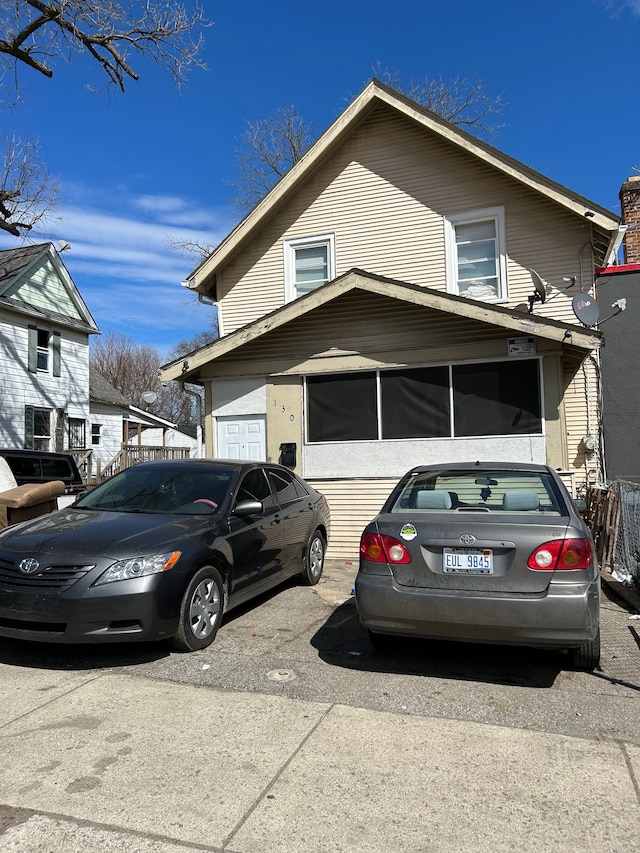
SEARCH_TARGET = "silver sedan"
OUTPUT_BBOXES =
[355,462,600,670]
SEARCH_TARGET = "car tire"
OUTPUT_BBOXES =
[300,529,325,586]
[169,566,225,652]
[568,626,601,671]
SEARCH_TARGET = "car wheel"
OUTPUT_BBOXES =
[300,529,325,585]
[567,626,601,671]
[169,566,225,652]
[368,629,396,652]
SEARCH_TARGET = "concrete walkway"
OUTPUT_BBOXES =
[1,561,639,851]
[0,664,639,851]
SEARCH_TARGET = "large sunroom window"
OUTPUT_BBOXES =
[306,359,542,442]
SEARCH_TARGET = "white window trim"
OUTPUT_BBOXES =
[444,206,507,303]
[284,233,335,302]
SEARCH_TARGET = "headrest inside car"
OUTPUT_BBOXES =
[502,490,540,511]
[415,489,452,509]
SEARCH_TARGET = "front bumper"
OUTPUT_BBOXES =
[355,570,600,649]
[0,575,182,644]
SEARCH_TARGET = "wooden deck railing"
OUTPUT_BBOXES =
[584,485,620,572]
[70,446,191,486]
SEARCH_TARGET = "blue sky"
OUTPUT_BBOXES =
[2,0,639,356]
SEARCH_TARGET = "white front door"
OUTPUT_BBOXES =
[216,415,266,461]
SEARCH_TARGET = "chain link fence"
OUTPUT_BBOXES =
[613,480,640,591]
[585,481,640,592]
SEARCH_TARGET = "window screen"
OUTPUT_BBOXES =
[381,367,450,438]
[307,373,377,442]
[453,360,541,436]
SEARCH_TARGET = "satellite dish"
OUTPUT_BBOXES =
[527,269,547,313]
[141,391,157,405]
[572,293,600,327]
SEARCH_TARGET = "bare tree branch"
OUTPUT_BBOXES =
[229,105,316,212]
[0,1,209,238]
[0,1,209,93]
[165,234,215,262]
[228,72,505,213]
[0,135,58,235]
[372,63,506,137]
[91,330,199,423]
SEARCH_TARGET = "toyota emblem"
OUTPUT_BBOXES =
[459,534,476,545]
[18,558,40,575]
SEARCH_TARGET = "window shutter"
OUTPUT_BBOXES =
[52,331,61,377]
[24,405,35,449]
[28,325,37,373]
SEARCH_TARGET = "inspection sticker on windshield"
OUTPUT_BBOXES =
[400,524,417,541]
[443,548,493,573]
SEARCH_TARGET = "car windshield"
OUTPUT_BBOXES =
[389,469,566,515]
[74,465,235,515]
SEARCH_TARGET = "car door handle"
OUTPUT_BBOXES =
[272,515,283,525]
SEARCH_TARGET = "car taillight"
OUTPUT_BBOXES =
[360,532,411,564]
[527,538,593,571]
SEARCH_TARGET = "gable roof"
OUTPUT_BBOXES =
[161,269,602,382]
[184,79,620,298]
[90,367,131,407]
[0,242,99,333]
[89,368,193,434]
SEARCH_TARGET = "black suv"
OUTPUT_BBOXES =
[0,449,84,496]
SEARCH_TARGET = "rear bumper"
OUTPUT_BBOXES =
[355,571,600,649]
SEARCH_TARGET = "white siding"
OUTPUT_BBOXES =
[89,403,124,468]
[129,427,198,456]
[0,312,90,449]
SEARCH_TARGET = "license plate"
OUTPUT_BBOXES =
[443,548,493,574]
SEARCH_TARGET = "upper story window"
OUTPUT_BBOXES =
[36,329,49,370]
[284,234,335,301]
[28,325,61,377]
[445,207,507,302]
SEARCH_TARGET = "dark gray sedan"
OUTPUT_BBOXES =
[0,460,330,651]
[356,462,600,669]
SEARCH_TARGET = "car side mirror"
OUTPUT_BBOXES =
[233,499,263,517]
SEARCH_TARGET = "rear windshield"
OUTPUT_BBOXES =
[5,454,76,481]
[388,469,567,516]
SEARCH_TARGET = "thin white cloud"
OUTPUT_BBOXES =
[0,183,232,350]
[602,0,640,15]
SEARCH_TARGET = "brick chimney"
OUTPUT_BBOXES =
[620,176,640,263]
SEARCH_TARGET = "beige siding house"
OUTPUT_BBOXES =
[161,80,620,560]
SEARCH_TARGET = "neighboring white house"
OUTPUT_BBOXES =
[90,368,201,475]
[89,366,133,469]
[0,243,100,452]
[125,407,201,458]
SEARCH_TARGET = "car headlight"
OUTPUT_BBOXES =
[94,551,182,586]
